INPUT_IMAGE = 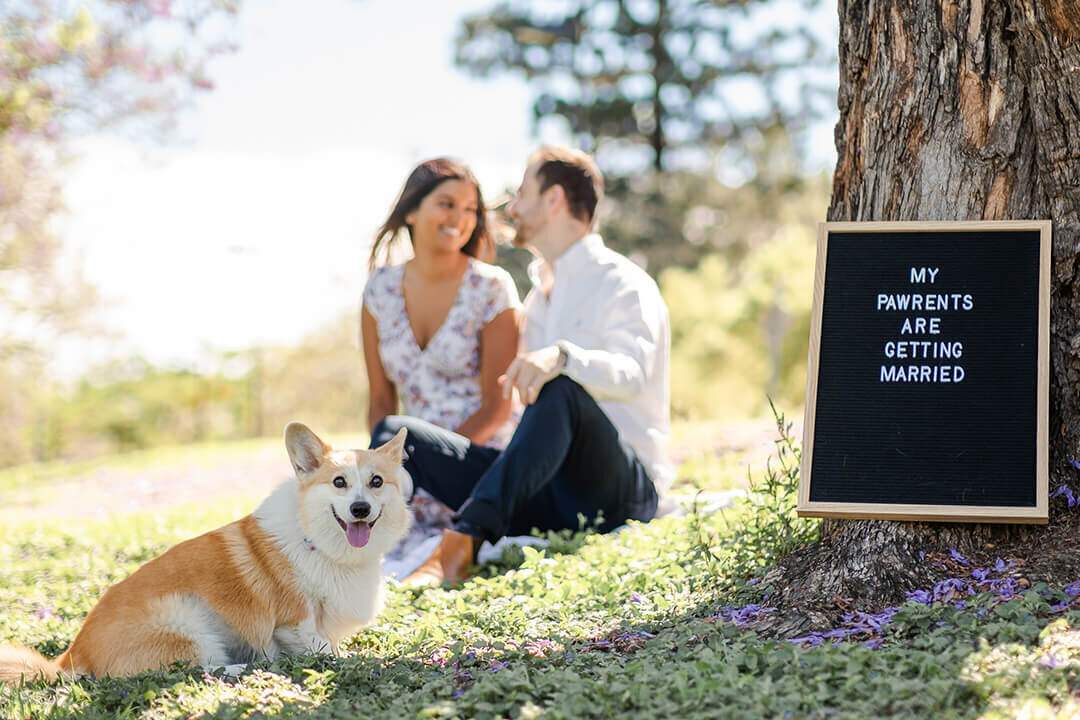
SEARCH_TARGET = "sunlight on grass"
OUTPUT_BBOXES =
[671,448,752,492]
[0,438,280,493]
[0,431,373,495]
[962,619,1080,719]
[0,493,264,542]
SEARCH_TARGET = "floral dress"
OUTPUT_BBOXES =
[363,259,521,551]
[362,257,522,449]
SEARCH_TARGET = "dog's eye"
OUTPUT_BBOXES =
[369,475,383,488]
[333,476,347,489]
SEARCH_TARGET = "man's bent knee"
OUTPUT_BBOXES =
[536,375,588,404]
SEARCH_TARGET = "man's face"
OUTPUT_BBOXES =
[507,162,545,247]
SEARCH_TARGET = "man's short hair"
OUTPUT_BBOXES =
[531,147,604,224]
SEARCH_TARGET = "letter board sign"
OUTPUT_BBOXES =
[799,221,1050,523]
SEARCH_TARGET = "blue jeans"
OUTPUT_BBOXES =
[369,376,658,542]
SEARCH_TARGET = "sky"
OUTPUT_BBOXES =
[55,0,838,377]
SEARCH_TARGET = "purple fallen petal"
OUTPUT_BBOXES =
[906,590,932,605]
[948,548,971,566]
[1039,654,1059,669]
[787,635,825,646]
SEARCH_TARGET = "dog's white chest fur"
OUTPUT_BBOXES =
[253,479,388,651]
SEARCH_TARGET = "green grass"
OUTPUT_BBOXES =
[2,420,1080,718]
[0,438,277,495]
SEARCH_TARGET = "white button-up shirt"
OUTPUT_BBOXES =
[523,234,675,492]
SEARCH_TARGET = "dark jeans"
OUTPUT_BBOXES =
[369,376,658,543]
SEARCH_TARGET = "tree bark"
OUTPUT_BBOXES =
[756,0,1080,637]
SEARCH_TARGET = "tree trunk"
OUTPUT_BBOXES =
[756,0,1080,637]
[650,0,669,172]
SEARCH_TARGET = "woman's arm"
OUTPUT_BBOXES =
[361,305,398,433]
[453,307,519,445]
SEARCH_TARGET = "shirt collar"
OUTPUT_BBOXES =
[527,234,604,289]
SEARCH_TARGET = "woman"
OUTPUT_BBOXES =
[361,157,520,457]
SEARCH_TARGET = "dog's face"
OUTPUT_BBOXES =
[284,423,412,561]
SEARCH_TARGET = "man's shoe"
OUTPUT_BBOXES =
[402,529,478,587]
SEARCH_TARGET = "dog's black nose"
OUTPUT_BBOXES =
[350,501,371,519]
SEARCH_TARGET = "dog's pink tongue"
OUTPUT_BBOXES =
[345,522,371,548]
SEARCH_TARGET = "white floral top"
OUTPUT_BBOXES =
[363,258,521,448]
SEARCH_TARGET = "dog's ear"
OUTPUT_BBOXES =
[374,428,411,497]
[285,422,329,475]
[374,426,409,464]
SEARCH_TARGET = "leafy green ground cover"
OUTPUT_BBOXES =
[3,420,1080,719]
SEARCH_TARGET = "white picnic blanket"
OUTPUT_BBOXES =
[382,490,744,581]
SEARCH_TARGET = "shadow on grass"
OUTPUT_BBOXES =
[9,569,1073,719]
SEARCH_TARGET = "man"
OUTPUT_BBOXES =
[372,146,673,586]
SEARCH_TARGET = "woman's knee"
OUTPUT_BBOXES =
[370,415,410,448]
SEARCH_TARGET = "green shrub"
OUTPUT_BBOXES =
[689,400,819,588]
[661,226,816,421]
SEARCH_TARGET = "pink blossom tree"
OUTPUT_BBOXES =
[0,0,239,461]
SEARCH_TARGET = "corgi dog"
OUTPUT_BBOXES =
[0,422,412,685]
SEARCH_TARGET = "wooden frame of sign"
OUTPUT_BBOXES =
[798,220,1050,523]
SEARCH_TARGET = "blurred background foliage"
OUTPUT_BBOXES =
[0,0,832,467]
[1,315,368,466]
[456,0,832,273]
[661,174,823,420]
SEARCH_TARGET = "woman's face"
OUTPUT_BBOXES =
[405,179,479,255]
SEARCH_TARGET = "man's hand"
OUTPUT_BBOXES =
[501,344,565,405]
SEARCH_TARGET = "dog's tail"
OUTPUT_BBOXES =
[0,644,63,686]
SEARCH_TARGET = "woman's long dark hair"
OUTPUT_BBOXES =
[370,158,493,269]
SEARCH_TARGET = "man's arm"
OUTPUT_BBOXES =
[504,287,664,404]
[502,343,565,405]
